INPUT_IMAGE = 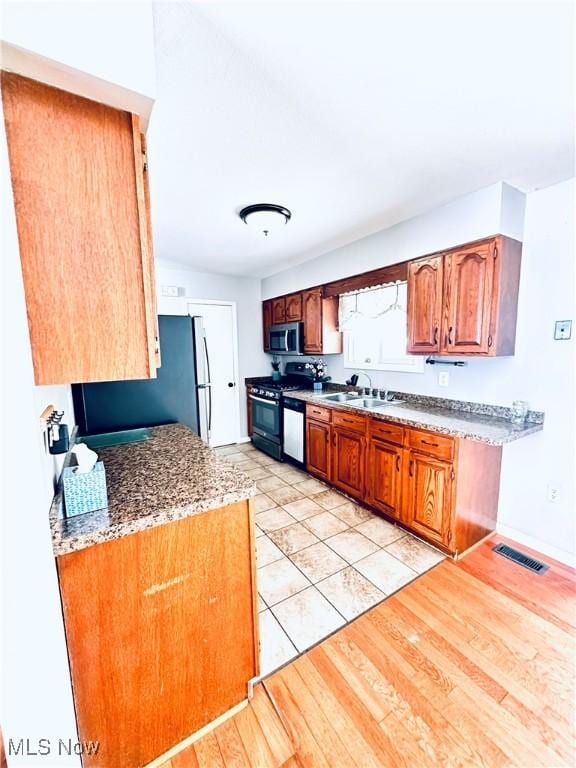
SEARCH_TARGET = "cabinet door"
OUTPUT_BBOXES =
[332,427,365,499]
[57,501,258,768]
[442,242,495,354]
[303,288,323,353]
[404,452,453,547]
[407,256,443,353]
[367,439,403,519]
[285,293,303,321]
[306,419,331,480]
[272,297,286,324]
[262,301,272,351]
[2,73,158,384]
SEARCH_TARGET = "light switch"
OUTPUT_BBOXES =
[161,285,184,298]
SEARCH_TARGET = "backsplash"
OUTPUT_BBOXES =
[275,352,545,416]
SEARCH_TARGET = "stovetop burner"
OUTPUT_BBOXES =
[251,378,304,392]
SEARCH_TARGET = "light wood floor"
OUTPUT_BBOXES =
[164,536,575,768]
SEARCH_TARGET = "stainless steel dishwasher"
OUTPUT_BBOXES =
[282,397,305,466]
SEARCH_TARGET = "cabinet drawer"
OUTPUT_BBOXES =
[306,403,332,423]
[368,418,404,446]
[333,410,367,434]
[406,429,454,461]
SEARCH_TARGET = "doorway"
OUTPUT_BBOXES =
[188,301,240,447]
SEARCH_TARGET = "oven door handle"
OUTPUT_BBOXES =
[250,396,280,407]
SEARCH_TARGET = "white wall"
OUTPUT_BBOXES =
[1,104,80,766]
[155,259,270,439]
[1,1,156,125]
[262,182,525,297]
[1,5,157,764]
[265,180,575,565]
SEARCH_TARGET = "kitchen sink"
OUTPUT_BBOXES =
[348,398,406,409]
[319,392,363,403]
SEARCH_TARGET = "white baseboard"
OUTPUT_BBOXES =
[236,436,251,444]
[495,523,575,568]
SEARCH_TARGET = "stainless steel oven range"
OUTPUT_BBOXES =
[248,362,317,463]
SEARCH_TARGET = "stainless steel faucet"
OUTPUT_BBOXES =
[356,371,373,394]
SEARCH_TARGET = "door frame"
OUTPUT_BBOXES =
[187,299,241,446]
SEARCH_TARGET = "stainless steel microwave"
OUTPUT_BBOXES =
[269,322,304,355]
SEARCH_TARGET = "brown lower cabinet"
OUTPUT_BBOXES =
[306,418,331,480]
[403,451,453,547]
[57,500,259,768]
[367,439,403,518]
[306,404,502,556]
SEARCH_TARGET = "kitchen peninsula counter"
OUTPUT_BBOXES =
[50,423,256,556]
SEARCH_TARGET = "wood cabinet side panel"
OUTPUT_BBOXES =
[57,502,257,768]
[321,296,343,354]
[491,236,522,355]
[134,123,160,372]
[1,73,153,384]
[453,440,501,553]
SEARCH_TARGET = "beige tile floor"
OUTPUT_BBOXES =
[215,440,446,677]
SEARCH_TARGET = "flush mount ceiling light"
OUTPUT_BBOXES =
[239,203,291,237]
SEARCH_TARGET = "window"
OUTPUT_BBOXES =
[340,282,424,373]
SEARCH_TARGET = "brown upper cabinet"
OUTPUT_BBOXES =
[407,256,443,353]
[285,292,303,321]
[2,73,159,385]
[302,288,323,352]
[303,288,342,354]
[442,240,496,354]
[272,297,286,324]
[262,287,342,355]
[407,236,522,356]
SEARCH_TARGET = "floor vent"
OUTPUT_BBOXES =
[493,543,549,574]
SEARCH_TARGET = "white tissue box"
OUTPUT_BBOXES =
[63,461,108,517]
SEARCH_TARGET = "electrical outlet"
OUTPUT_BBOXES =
[554,320,572,340]
[547,485,559,503]
[438,371,450,387]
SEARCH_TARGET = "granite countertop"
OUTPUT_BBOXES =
[50,424,256,557]
[289,390,544,445]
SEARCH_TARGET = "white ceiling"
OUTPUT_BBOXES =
[148,0,574,278]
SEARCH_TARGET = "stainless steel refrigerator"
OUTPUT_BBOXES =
[73,315,212,441]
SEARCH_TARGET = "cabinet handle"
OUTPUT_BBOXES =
[409,460,414,477]
[448,326,453,345]
[421,439,439,448]
[395,455,400,472]
[433,326,438,345]
[488,334,493,348]
[332,434,336,447]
